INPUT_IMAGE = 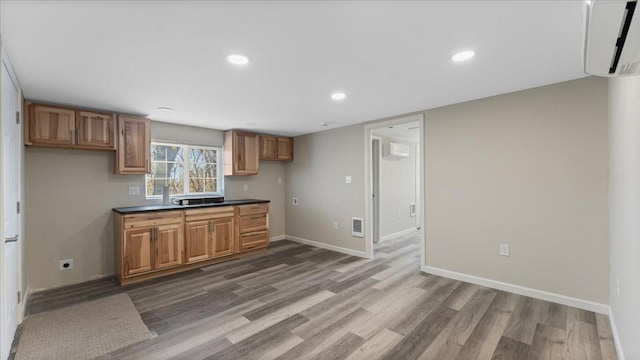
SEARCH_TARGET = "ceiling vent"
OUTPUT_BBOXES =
[585,0,640,76]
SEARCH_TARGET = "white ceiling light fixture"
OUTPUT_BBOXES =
[227,54,250,65]
[451,50,475,62]
[331,92,346,101]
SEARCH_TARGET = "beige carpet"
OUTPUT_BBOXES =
[16,293,152,360]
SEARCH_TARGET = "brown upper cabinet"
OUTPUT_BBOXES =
[258,135,293,162]
[24,102,115,150]
[116,115,151,174]
[224,130,259,176]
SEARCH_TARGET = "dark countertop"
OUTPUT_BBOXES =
[113,199,270,214]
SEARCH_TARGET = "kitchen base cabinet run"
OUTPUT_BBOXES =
[114,201,270,285]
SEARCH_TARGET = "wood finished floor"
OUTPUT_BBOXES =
[14,235,617,360]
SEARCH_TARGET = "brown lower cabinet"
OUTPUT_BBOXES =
[114,203,269,285]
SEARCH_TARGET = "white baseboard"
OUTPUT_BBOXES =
[380,227,419,242]
[286,235,368,258]
[607,307,625,360]
[421,265,609,314]
[270,235,286,242]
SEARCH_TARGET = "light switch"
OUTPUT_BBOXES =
[345,176,352,184]
[128,186,139,196]
[243,184,248,191]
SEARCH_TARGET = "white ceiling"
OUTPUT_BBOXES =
[1,1,589,137]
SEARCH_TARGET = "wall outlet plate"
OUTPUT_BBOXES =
[59,259,74,271]
[345,176,352,184]
[128,186,139,196]
[243,184,248,191]
[500,244,510,256]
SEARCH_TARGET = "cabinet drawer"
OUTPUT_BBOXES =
[239,213,268,233]
[238,203,269,216]
[239,231,269,251]
[185,206,234,222]
[123,211,183,229]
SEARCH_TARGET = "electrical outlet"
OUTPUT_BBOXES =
[128,186,139,196]
[500,244,510,256]
[345,176,352,184]
[397,212,401,219]
[277,177,282,184]
[292,198,298,206]
[617,278,620,299]
[243,184,248,191]
[59,259,74,271]
[333,221,338,230]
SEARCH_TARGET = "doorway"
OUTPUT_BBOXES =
[364,114,424,265]
[1,49,22,360]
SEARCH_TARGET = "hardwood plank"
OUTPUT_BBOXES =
[491,337,530,360]
[566,320,603,360]
[526,323,568,360]
[310,332,366,360]
[344,328,403,360]
[381,304,458,360]
[419,289,497,359]
[457,291,519,360]
[595,313,618,360]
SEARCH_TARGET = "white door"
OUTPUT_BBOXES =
[1,55,20,360]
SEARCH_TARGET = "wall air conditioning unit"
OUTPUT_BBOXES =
[382,142,410,159]
[585,0,640,76]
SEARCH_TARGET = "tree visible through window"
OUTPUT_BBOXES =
[146,142,222,197]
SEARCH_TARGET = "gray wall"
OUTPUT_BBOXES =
[424,76,609,304]
[285,76,609,303]
[608,76,640,359]
[285,124,366,252]
[375,136,417,238]
[25,121,285,289]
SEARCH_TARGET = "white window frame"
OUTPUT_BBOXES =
[146,141,224,199]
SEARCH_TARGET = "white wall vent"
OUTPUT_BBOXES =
[383,142,410,159]
[352,217,364,237]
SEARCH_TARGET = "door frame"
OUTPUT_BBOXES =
[363,114,425,267]
[0,46,24,360]
[371,136,381,244]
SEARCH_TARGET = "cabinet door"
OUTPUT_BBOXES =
[155,223,184,269]
[277,137,293,161]
[259,135,277,160]
[185,221,211,263]
[27,104,76,146]
[117,115,151,174]
[211,217,235,258]
[76,111,115,150]
[123,227,153,277]
[234,132,259,175]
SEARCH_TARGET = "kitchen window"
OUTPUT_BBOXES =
[146,142,223,198]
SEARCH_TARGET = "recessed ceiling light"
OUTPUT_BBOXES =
[586,0,592,4]
[331,92,346,101]
[321,121,334,127]
[452,50,475,62]
[227,54,250,65]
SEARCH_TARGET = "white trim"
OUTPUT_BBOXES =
[421,265,609,314]
[19,286,30,321]
[380,227,420,242]
[364,114,425,266]
[285,235,367,258]
[607,307,625,360]
[270,235,286,242]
